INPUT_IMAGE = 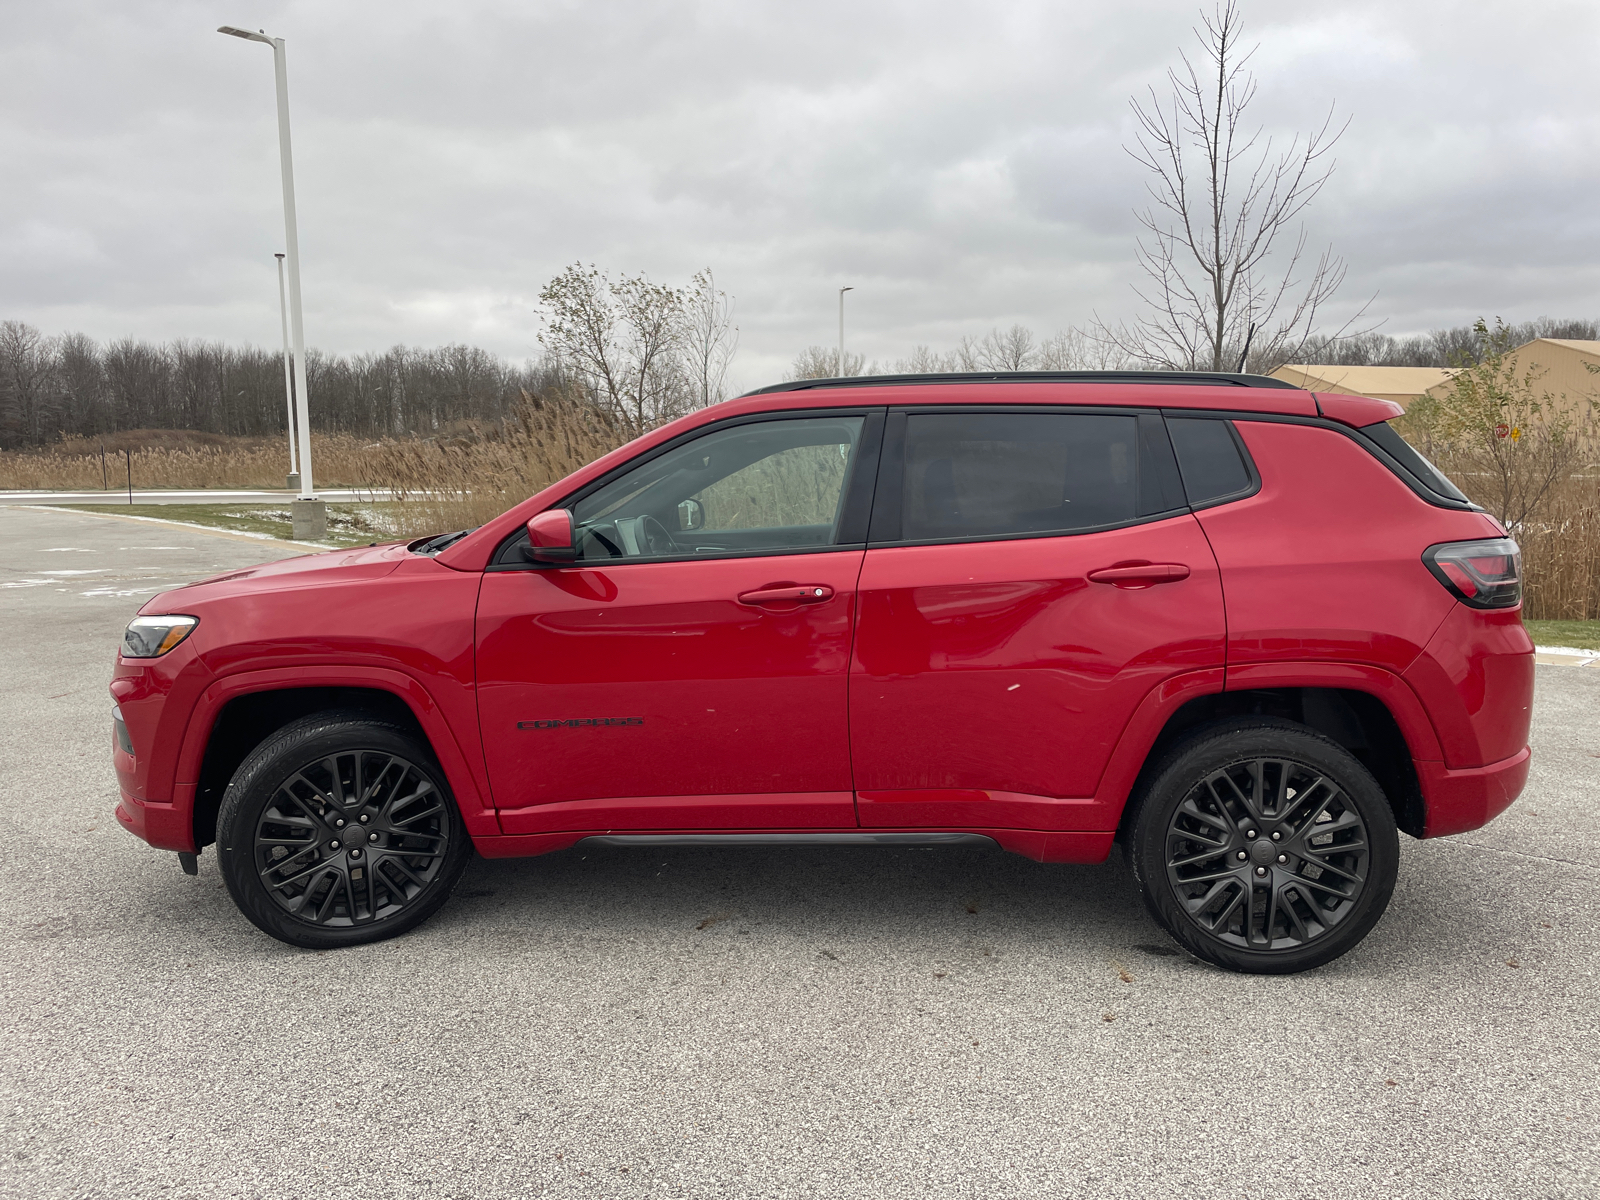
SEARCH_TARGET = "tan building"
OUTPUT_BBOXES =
[1269,364,1453,408]
[1422,338,1600,407]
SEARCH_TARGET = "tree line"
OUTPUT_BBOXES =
[786,316,1600,382]
[0,263,739,450]
[5,308,1596,451]
[0,318,568,450]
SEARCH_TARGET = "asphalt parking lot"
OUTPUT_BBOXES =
[1,503,1595,1200]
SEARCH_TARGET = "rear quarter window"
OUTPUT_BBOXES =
[1361,421,1470,504]
[1166,417,1255,506]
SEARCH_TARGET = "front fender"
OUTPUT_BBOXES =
[170,665,500,849]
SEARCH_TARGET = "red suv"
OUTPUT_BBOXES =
[111,373,1533,972]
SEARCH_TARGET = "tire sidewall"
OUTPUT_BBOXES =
[1129,720,1400,974]
[216,715,470,950]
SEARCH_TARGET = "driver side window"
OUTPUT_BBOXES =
[570,415,865,562]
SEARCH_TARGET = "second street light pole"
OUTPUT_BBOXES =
[219,24,324,539]
[275,253,299,490]
[838,286,854,378]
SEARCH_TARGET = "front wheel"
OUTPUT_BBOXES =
[216,712,471,949]
[1127,719,1400,974]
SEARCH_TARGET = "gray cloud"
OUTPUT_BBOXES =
[2,0,1597,390]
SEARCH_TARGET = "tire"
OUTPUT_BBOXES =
[1126,719,1399,974]
[216,711,471,949]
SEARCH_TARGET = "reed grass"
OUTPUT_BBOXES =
[1511,473,1600,620]
[0,432,385,491]
[367,391,638,536]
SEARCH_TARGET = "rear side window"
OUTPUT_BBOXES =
[1362,421,1469,504]
[899,412,1142,540]
[1166,418,1254,506]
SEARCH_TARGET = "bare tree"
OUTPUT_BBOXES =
[682,269,739,408]
[974,325,1039,371]
[539,264,690,432]
[1038,328,1138,370]
[1100,2,1357,373]
[787,346,866,380]
[894,345,950,374]
[0,320,51,447]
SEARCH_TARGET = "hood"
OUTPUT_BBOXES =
[138,541,412,614]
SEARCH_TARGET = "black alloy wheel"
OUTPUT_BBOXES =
[1128,719,1399,974]
[217,712,470,948]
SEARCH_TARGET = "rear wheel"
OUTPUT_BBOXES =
[1127,719,1399,974]
[216,712,471,949]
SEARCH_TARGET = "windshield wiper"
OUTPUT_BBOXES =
[411,528,477,555]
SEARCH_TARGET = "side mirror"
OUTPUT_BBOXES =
[524,509,577,563]
[677,498,705,531]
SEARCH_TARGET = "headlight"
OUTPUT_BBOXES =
[123,615,199,658]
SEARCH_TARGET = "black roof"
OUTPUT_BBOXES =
[744,370,1300,396]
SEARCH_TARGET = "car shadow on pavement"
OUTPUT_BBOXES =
[437,842,1176,959]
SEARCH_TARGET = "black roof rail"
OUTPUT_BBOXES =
[742,370,1302,396]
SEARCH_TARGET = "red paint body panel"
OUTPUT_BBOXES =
[1198,421,1504,672]
[849,516,1225,827]
[110,381,1537,875]
[114,789,191,852]
[477,553,864,832]
[499,794,857,834]
[1090,668,1228,817]
[1223,662,1446,762]
[110,645,215,806]
[1314,393,1405,428]
[1402,604,1535,768]
[1416,749,1531,838]
[115,549,490,850]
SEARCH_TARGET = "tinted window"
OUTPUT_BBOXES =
[1166,418,1252,505]
[1363,422,1469,503]
[569,415,864,560]
[900,412,1140,540]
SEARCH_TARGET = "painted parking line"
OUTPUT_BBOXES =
[1534,646,1600,667]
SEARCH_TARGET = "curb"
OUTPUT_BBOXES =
[18,505,334,553]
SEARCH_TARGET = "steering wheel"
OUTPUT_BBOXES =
[637,514,677,556]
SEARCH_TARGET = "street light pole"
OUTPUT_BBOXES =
[218,25,324,539]
[838,286,854,378]
[274,253,299,489]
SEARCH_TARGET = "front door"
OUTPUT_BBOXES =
[477,411,879,836]
[849,408,1225,830]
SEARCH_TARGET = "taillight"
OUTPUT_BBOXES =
[1423,538,1522,609]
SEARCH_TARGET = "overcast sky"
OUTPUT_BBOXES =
[3,0,1598,389]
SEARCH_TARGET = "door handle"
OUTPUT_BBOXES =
[1087,563,1191,587]
[738,585,835,606]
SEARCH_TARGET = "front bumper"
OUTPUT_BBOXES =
[114,785,194,852]
[1417,746,1531,838]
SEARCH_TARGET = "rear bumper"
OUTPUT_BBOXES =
[114,786,194,853]
[1417,746,1530,838]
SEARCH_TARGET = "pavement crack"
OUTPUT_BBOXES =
[1431,839,1595,870]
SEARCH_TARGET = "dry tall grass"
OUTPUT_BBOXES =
[0,431,386,490]
[370,392,638,535]
[1512,473,1600,620]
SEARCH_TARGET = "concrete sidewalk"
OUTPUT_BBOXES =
[0,488,389,505]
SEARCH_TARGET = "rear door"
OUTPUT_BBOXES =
[849,407,1226,830]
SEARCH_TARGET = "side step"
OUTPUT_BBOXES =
[575,832,999,849]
